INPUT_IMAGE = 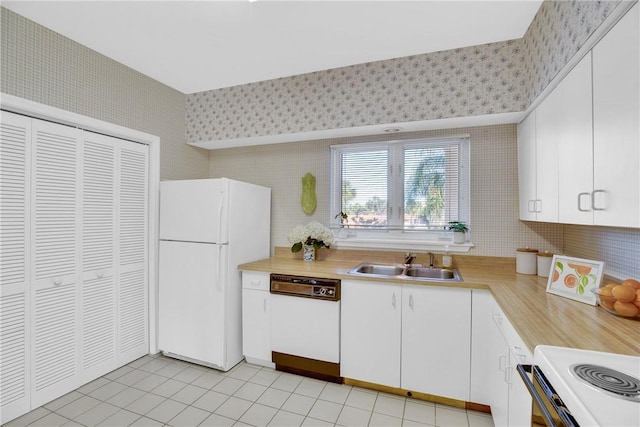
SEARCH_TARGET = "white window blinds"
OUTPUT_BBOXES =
[331,137,468,233]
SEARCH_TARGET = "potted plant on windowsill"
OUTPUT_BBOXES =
[446,221,468,244]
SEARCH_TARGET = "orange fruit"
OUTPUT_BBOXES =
[613,300,639,317]
[598,287,616,310]
[633,289,640,309]
[564,274,578,288]
[612,284,636,302]
[621,279,640,290]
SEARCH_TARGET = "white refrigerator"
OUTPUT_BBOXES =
[158,178,271,371]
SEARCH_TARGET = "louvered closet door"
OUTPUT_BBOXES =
[117,141,149,363]
[0,111,31,423]
[80,132,117,381]
[30,119,81,408]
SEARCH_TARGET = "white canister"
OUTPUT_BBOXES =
[537,252,554,278]
[516,248,538,275]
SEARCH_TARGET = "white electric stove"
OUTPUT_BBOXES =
[532,345,640,426]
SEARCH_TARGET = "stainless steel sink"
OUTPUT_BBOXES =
[404,267,460,281]
[352,264,405,276]
[347,263,463,282]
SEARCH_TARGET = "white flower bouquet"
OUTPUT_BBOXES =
[287,221,335,253]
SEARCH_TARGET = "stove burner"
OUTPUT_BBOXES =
[571,364,640,402]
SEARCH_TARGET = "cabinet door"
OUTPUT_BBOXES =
[117,140,149,363]
[81,133,117,380]
[593,3,640,227]
[517,111,538,221]
[535,83,563,223]
[555,53,594,225]
[507,346,533,427]
[30,119,82,408]
[401,285,471,401]
[340,280,401,388]
[242,289,271,362]
[0,111,31,423]
[469,290,492,405]
[488,312,509,427]
[242,272,272,366]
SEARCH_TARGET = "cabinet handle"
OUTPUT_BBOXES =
[528,200,536,213]
[263,297,267,312]
[535,199,542,213]
[493,313,503,327]
[592,189,606,211]
[409,294,414,309]
[505,366,513,384]
[499,354,507,372]
[392,293,396,309]
[578,192,591,212]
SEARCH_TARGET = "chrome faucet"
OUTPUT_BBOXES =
[428,252,435,268]
[404,253,416,265]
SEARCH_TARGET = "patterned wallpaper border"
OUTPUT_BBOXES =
[185,0,621,144]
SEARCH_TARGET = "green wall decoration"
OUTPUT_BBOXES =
[301,172,317,215]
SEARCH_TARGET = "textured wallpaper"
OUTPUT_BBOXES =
[522,0,621,103]
[186,1,621,144]
[0,7,209,180]
[209,124,564,258]
[187,40,527,142]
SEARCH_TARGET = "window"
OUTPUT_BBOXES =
[330,136,470,250]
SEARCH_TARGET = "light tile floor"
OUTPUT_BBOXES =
[5,354,495,427]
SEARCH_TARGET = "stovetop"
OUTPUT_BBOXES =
[535,346,640,426]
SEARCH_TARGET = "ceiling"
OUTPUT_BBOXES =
[2,0,543,94]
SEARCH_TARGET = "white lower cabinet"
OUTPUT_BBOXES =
[241,271,273,367]
[470,290,493,405]
[488,299,533,427]
[340,280,401,388]
[341,280,471,401]
[402,285,471,401]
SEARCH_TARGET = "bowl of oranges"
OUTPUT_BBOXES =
[592,279,640,319]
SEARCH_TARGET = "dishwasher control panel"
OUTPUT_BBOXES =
[270,274,340,301]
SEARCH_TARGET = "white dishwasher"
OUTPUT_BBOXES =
[270,274,341,382]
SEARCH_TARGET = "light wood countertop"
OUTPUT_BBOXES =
[240,249,639,357]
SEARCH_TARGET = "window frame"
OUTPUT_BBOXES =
[329,135,472,252]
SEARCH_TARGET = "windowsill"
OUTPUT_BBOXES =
[333,236,474,253]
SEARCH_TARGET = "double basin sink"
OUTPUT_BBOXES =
[347,263,463,282]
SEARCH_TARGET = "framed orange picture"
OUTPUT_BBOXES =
[546,255,604,305]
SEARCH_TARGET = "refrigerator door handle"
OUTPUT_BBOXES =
[215,245,221,292]
[217,193,225,244]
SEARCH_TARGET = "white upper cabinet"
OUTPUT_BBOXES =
[592,3,640,227]
[554,53,593,225]
[517,110,539,221]
[518,3,639,228]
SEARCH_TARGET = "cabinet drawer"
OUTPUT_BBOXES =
[242,271,270,291]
